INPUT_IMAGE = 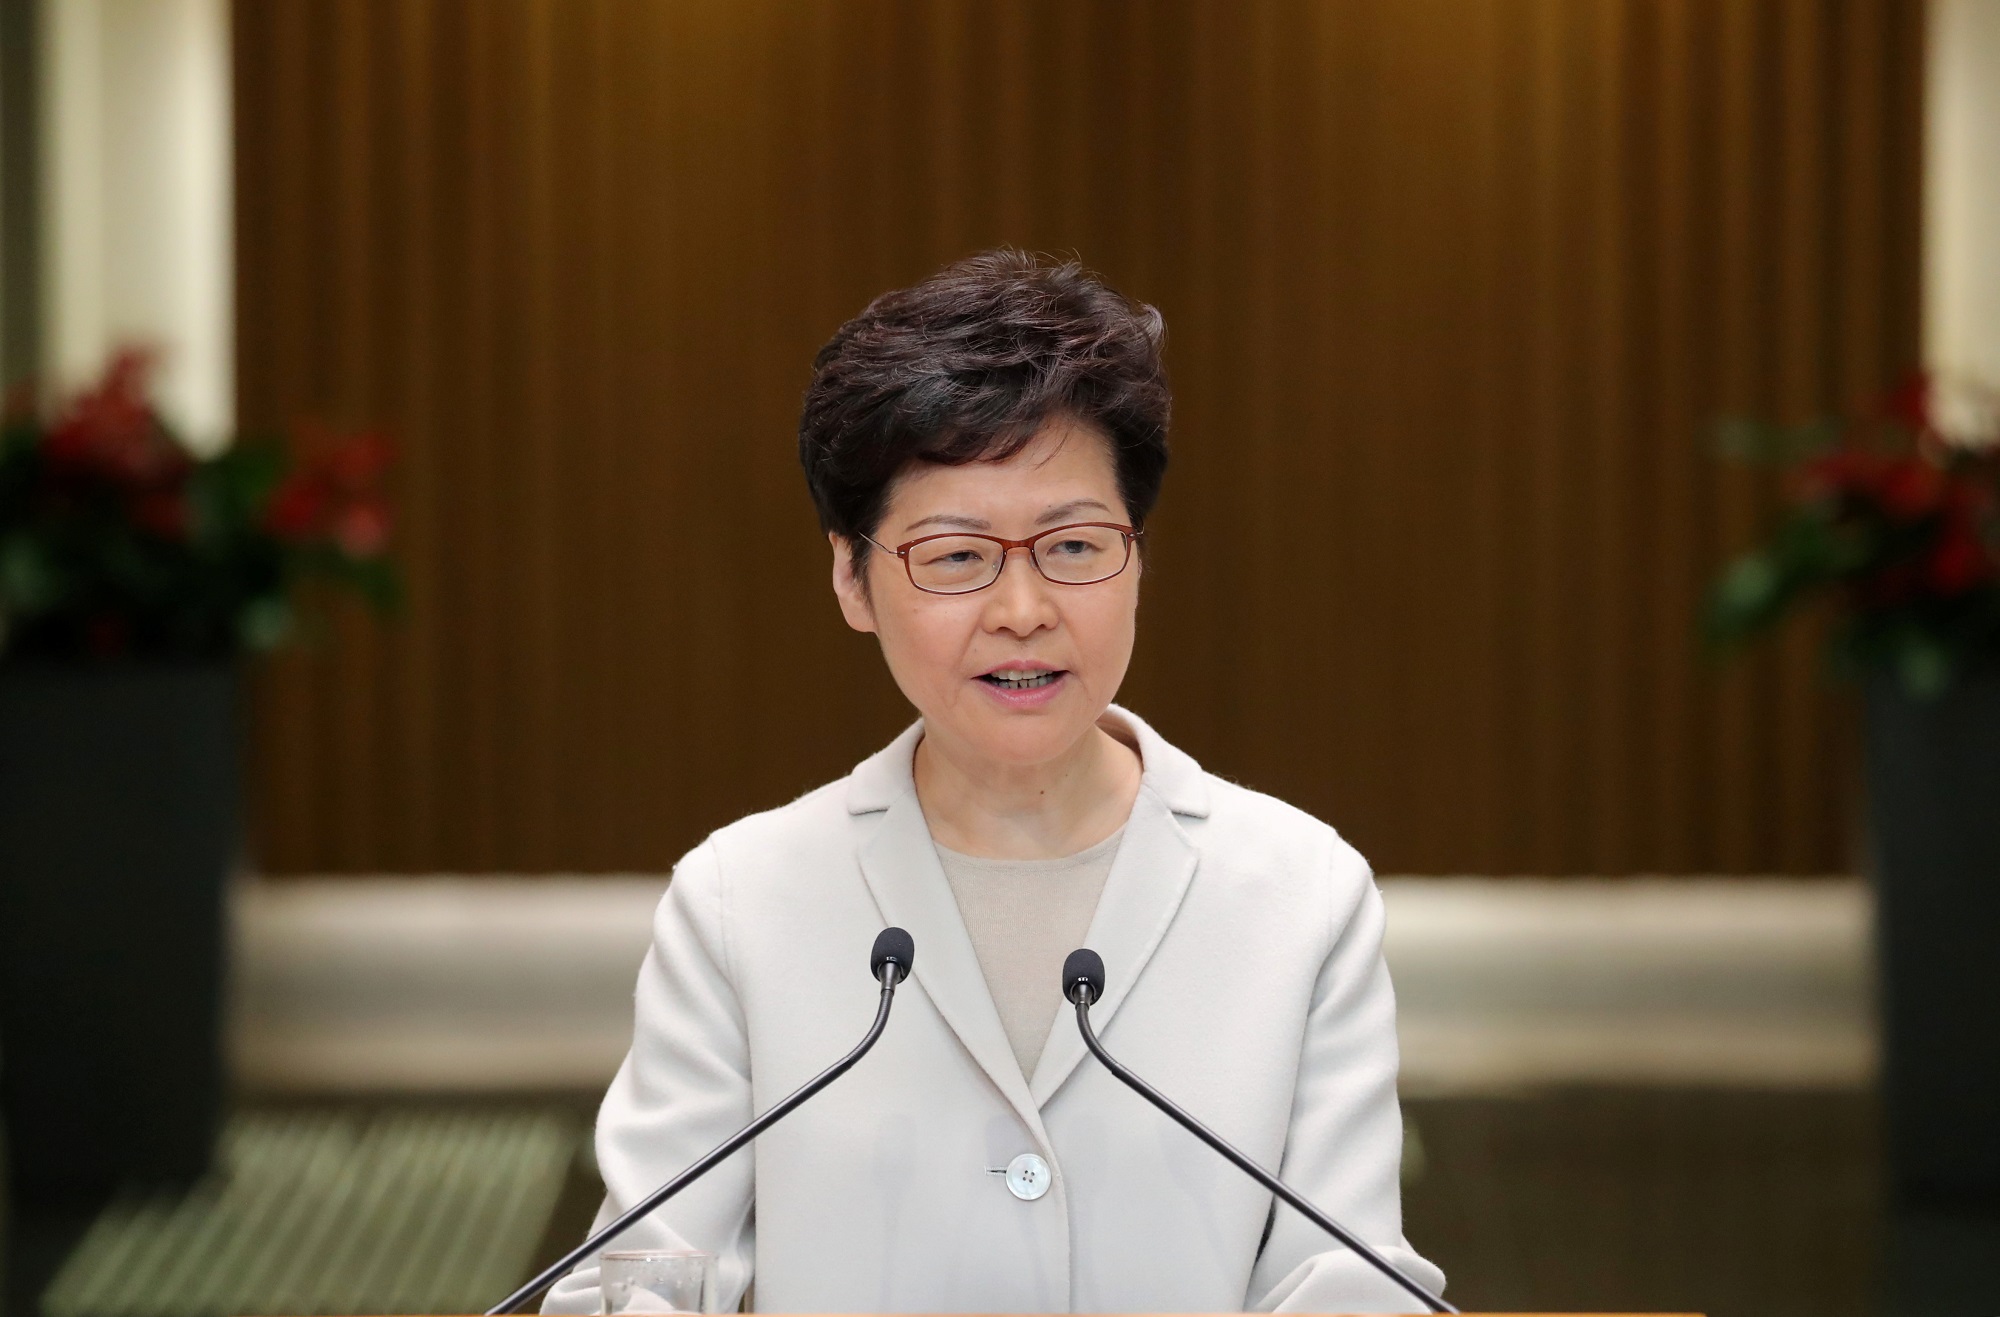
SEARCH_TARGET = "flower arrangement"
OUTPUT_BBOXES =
[1707,372,2000,696]
[0,350,398,661]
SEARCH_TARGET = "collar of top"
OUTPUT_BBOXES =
[845,703,1211,819]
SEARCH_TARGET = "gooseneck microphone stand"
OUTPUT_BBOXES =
[487,928,917,1316]
[1062,949,1458,1316]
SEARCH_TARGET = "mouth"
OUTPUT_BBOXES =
[977,667,1067,692]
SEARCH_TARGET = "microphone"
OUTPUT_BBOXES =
[1061,948,1457,1315]
[488,927,917,1315]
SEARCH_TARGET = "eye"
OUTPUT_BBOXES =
[1048,536,1103,558]
[908,537,1000,585]
[918,546,988,567]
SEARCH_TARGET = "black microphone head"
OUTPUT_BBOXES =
[871,927,915,984]
[1063,947,1106,1005]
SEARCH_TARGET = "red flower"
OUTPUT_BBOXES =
[1925,528,1990,595]
[289,422,393,488]
[1797,448,1883,503]
[264,472,333,541]
[1798,447,1960,524]
[130,488,191,540]
[1943,476,1995,520]
[331,498,391,558]
[1877,457,1945,521]
[43,349,191,489]
[263,424,395,557]
[325,431,393,491]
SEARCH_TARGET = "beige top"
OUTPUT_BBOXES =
[934,827,1124,1080]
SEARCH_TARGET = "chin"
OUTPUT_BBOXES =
[958,706,1098,766]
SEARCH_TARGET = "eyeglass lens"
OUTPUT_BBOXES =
[905,525,1130,594]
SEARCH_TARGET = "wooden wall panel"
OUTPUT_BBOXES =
[233,0,1922,876]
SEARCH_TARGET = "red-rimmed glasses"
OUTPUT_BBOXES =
[861,522,1142,595]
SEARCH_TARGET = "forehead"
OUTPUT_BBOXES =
[883,421,1122,532]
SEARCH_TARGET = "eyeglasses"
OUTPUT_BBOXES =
[861,522,1142,595]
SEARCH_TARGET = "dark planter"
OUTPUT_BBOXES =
[1863,673,2000,1212]
[0,661,239,1207]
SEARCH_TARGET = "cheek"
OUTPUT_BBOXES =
[874,598,978,685]
[1066,587,1140,673]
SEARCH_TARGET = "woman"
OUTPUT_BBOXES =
[545,251,1446,1314]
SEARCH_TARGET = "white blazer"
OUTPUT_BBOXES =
[544,707,1445,1315]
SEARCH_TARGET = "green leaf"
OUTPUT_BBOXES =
[237,595,294,651]
[1715,417,1780,461]
[345,557,403,613]
[1719,552,1780,610]
[1895,633,1956,699]
[187,443,288,543]
[1705,551,1788,645]
[0,536,64,612]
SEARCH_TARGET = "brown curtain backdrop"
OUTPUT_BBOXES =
[234,0,1922,877]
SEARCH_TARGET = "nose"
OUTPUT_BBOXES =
[980,545,1060,636]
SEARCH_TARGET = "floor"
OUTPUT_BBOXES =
[9,875,1992,1316]
[1400,1087,1882,1317]
[35,1107,578,1317]
[13,1087,1996,1317]
[531,1085,1902,1317]
[2,1098,598,1317]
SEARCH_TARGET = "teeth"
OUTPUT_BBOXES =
[989,670,1057,688]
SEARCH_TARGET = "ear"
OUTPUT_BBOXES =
[830,533,878,634]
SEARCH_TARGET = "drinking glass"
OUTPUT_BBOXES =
[601,1249,714,1314]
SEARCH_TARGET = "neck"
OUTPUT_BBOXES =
[915,719,1142,860]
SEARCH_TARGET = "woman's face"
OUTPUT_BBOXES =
[832,417,1141,771]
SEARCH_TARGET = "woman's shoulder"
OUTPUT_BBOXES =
[1196,773,1369,876]
[695,775,855,869]
[1119,706,1372,892]
[1185,776,1381,952]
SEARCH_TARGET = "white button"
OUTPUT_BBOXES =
[1004,1152,1051,1201]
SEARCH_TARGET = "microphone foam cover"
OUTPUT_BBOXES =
[871,926,915,983]
[1063,947,1106,1005]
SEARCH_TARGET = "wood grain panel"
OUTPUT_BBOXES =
[233,0,1923,875]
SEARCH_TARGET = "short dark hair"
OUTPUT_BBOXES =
[798,250,1170,572]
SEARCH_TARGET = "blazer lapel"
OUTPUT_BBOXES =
[849,732,1044,1130]
[843,706,1212,1117]
[1027,779,1199,1105]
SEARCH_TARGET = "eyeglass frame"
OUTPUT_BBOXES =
[859,522,1144,596]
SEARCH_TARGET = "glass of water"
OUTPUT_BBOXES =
[601,1249,714,1314]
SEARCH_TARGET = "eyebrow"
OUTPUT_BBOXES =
[900,498,1113,535]
[1036,498,1112,526]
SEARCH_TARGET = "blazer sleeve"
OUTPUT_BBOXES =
[1243,846,1449,1315]
[542,840,756,1315]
